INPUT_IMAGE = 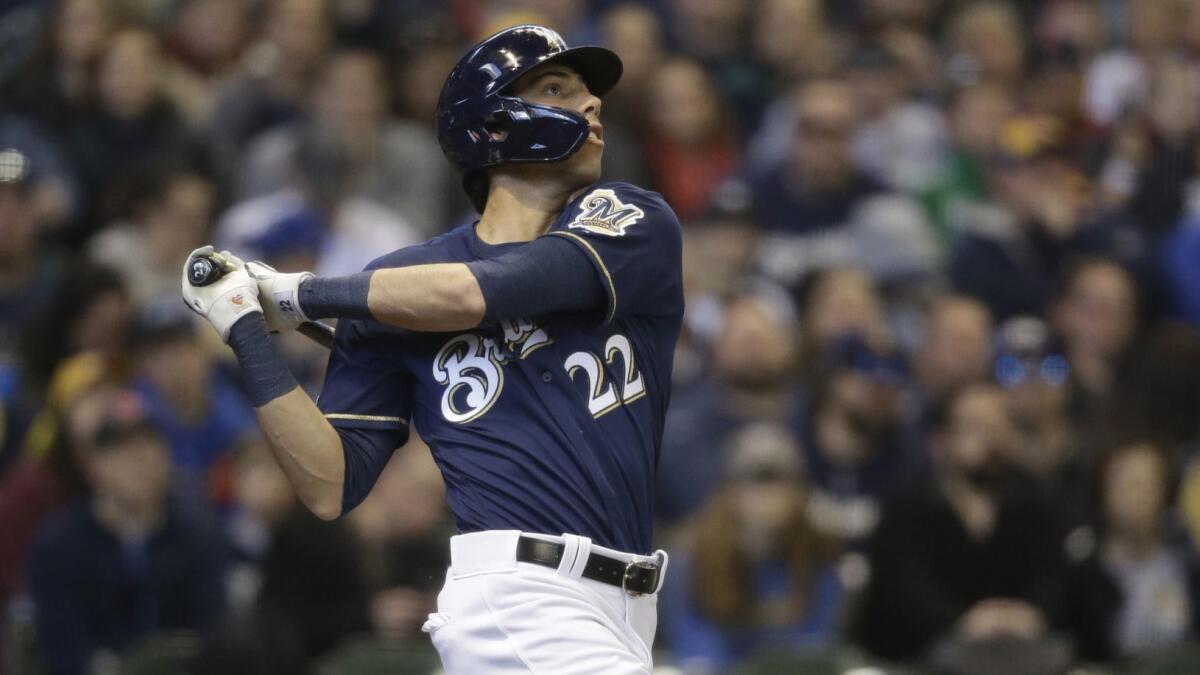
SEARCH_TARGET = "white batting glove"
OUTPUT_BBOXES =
[217,251,314,333]
[181,246,263,342]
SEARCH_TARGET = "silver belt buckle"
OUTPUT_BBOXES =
[622,559,658,597]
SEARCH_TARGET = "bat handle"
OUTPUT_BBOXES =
[187,252,229,287]
[298,321,336,349]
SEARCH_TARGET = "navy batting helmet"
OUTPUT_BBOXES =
[436,25,623,212]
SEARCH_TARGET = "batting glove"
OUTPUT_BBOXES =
[181,245,263,342]
[218,251,314,333]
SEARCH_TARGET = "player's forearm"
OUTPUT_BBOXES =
[298,236,602,329]
[228,314,345,519]
[299,264,485,331]
[368,264,486,330]
[254,388,346,520]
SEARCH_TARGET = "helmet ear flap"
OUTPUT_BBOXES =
[453,98,590,212]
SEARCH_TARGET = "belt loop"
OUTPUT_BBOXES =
[556,533,591,580]
[652,549,670,593]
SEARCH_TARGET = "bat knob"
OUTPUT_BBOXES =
[188,255,222,287]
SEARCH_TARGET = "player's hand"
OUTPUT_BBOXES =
[181,245,263,342]
[220,251,314,333]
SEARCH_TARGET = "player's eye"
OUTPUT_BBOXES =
[544,82,563,96]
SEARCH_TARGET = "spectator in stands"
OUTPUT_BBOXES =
[237,49,451,236]
[992,317,1088,516]
[796,267,889,385]
[658,282,803,523]
[949,113,1123,320]
[750,0,837,91]
[0,360,100,635]
[856,384,1073,671]
[846,42,948,193]
[89,166,215,303]
[162,0,252,126]
[944,1,1025,87]
[66,27,194,242]
[197,458,370,672]
[1032,0,1105,61]
[5,0,122,133]
[3,263,130,476]
[663,423,842,672]
[1163,142,1200,327]
[1133,55,1200,238]
[643,58,740,222]
[207,0,331,175]
[1083,0,1176,127]
[93,26,183,137]
[677,181,758,351]
[599,3,667,133]
[29,386,227,675]
[0,114,81,228]
[668,0,759,122]
[914,294,993,424]
[749,78,877,237]
[216,127,418,276]
[351,438,451,639]
[1023,47,1089,153]
[1112,324,1200,453]
[1096,440,1193,659]
[671,182,758,387]
[918,83,1012,246]
[751,78,936,287]
[252,505,372,661]
[0,149,59,360]
[223,436,296,614]
[129,301,256,509]
[579,4,655,189]
[1051,258,1138,449]
[801,334,920,545]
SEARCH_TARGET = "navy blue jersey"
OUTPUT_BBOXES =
[317,183,683,553]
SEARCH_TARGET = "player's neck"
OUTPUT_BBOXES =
[476,175,580,244]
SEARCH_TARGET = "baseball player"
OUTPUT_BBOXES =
[181,25,683,673]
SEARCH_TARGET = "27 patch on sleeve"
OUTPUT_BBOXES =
[568,189,645,237]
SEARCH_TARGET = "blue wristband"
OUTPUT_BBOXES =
[228,313,299,406]
[298,273,374,320]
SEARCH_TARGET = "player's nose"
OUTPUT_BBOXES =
[582,93,601,121]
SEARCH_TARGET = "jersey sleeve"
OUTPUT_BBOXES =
[318,318,413,513]
[317,318,412,440]
[545,183,684,325]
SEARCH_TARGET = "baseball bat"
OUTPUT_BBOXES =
[187,252,336,350]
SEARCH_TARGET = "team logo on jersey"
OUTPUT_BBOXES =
[568,189,645,237]
[433,334,504,424]
[500,318,553,359]
[432,319,551,424]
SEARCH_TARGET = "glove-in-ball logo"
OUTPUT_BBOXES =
[568,189,644,237]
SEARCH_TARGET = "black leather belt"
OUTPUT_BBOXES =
[515,536,662,596]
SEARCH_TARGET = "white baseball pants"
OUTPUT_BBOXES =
[421,530,668,674]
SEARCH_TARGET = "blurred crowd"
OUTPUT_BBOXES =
[4,0,1200,673]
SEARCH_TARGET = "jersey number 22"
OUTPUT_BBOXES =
[564,334,646,418]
